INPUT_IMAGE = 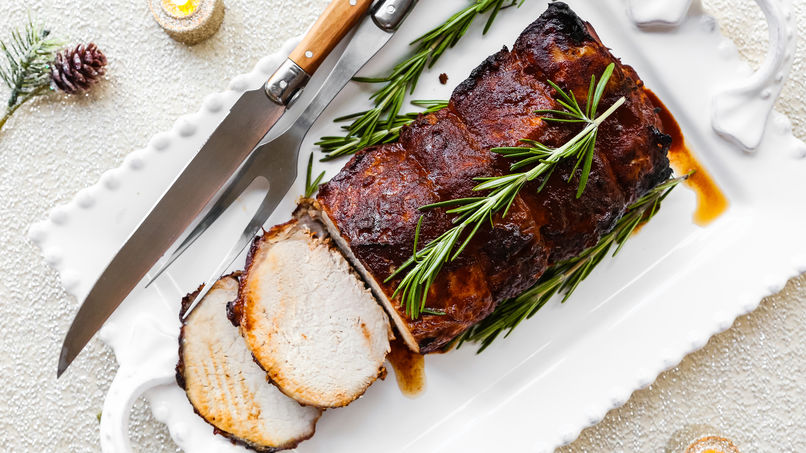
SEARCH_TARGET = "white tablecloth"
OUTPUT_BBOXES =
[1,1,803,451]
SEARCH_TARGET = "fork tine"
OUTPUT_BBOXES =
[145,147,272,287]
[180,175,294,318]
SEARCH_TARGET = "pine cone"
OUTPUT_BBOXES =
[50,43,107,94]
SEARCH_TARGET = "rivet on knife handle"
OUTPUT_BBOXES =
[265,59,310,105]
[372,0,418,31]
[288,0,374,75]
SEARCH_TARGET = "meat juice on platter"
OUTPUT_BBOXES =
[175,3,727,451]
[387,339,426,397]
[646,91,728,225]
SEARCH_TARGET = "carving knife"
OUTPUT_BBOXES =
[146,0,418,321]
[57,0,377,377]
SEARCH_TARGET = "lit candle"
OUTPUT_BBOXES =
[161,0,200,18]
[149,0,224,45]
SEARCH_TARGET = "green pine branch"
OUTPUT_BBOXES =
[0,19,61,132]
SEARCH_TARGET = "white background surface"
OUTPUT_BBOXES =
[0,0,804,451]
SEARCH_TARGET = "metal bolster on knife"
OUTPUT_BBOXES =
[265,59,311,106]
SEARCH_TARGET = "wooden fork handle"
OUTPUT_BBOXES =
[289,0,375,75]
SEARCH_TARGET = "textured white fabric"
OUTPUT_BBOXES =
[0,0,802,451]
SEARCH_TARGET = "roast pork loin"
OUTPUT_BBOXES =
[176,275,321,452]
[232,205,392,408]
[317,2,673,353]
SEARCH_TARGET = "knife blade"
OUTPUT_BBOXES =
[145,0,419,293]
[58,0,375,377]
[175,0,416,316]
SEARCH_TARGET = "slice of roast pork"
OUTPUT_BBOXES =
[317,209,421,353]
[234,207,392,408]
[177,274,321,452]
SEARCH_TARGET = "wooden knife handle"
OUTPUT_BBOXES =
[289,0,374,75]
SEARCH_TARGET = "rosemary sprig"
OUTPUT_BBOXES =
[305,101,448,195]
[316,100,448,160]
[455,174,689,352]
[0,19,61,132]
[304,153,326,198]
[385,65,624,319]
[494,62,618,198]
[317,0,525,160]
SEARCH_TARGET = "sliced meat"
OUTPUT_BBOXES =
[317,2,673,353]
[177,274,321,452]
[233,207,392,408]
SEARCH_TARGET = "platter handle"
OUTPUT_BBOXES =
[99,366,175,453]
[628,0,797,151]
[98,317,177,453]
[711,0,797,150]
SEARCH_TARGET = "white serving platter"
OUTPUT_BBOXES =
[29,0,806,452]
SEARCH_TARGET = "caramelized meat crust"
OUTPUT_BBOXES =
[318,3,672,352]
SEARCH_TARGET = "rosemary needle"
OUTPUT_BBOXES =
[304,153,326,198]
